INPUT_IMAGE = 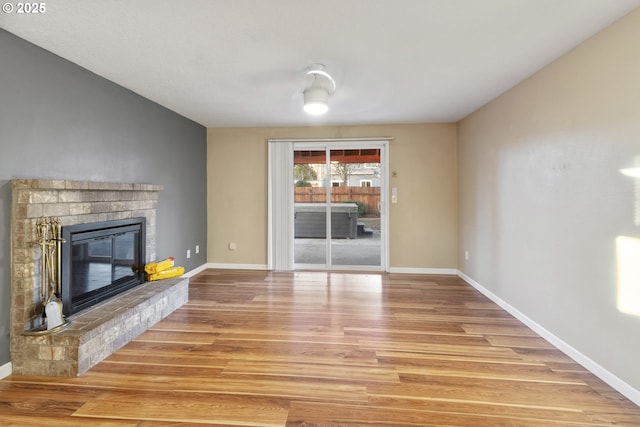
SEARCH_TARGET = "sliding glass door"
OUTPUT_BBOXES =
[293,142,386,270]
[293,149,328,265]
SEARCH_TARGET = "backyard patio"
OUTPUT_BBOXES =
[294,217,381,266]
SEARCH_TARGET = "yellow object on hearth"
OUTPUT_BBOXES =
[148,266,185,281]
[144,257,175,274]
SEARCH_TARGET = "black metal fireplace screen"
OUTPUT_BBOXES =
[61,218,146,317]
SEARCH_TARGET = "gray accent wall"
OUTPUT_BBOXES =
[0,29,207,366]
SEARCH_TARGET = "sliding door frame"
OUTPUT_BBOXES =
[268,138,390,272]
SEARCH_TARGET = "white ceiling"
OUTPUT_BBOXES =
[2,0,639,127]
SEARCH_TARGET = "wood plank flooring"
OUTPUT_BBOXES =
[1,269,639,426]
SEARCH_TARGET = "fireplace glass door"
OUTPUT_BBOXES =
[61,218,145,316]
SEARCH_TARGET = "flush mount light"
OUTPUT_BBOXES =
[303,64,336,115]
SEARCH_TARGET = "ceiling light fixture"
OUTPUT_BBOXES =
[303,64,336,115]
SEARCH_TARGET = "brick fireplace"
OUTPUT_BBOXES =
[10,179,188,376]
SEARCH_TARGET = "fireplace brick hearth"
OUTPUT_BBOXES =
[13,277,188,376]
[10,179,189,376]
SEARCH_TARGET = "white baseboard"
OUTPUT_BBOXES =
[183,263,209,278]
[0,362,12,379]
[457,270,640,407]
[196,264,458,275]
[204,263,269,271]
[389,267,458,275]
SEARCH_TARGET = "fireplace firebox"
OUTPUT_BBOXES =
[61,218,146,317]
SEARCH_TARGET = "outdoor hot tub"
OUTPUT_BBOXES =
[294,203,358,239]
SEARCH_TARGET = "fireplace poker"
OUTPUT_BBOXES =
[55,218,64,298]
[34,218,50,307]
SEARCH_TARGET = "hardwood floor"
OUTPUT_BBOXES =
[1,269,639,426]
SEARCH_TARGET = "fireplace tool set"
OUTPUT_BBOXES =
[33,216,67,331]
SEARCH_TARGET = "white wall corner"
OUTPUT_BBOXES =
[0,362,12,379]
[457,270,640,407]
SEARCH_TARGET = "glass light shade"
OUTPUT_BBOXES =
[303,86,329,115]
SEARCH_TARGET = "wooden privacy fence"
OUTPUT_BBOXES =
[294,187,381,216]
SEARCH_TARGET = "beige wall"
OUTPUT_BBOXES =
[207,124,457,269]
[458,8,640,393]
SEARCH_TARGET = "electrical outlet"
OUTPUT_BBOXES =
[187,249,191,259]
[465,250,469,261]
[228,242,237,251]
[195,245,199,254]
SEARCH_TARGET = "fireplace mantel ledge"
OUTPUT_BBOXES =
[12,179,164,192]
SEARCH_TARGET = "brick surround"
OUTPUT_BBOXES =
[10,179,189,376]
